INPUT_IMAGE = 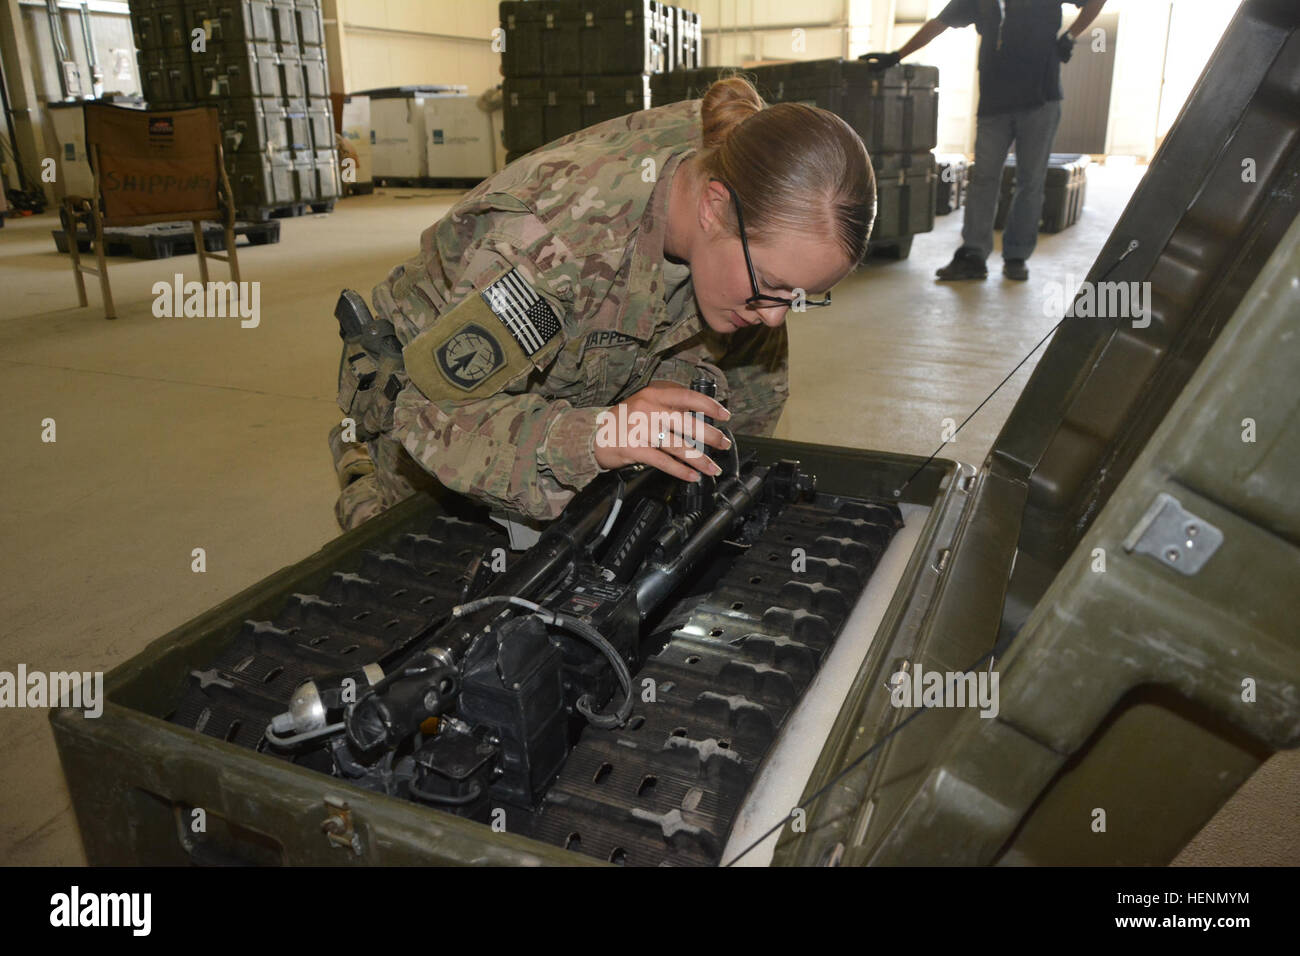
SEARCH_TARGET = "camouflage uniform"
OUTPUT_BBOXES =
[331,99,788,529]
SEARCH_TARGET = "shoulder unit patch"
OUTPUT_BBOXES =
[436,323,506,391]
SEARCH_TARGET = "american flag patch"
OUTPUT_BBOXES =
[480,269,562,357]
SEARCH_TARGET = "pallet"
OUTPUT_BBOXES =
[236,199,336,222]
[373,175,486,190]
[52,220,281,260]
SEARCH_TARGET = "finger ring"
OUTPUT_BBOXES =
[657,432,666,446]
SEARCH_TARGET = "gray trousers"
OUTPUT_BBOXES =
[963,99,1063,261]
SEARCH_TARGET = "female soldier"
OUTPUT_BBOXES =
[330,76,875,530]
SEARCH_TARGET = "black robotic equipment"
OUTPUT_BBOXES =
[170,376,901,865]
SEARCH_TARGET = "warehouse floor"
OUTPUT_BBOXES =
[2,163,1296,865]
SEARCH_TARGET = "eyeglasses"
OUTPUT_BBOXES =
[715,179,832,311]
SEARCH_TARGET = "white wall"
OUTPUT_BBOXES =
[692,0,851,64]
[892,0,976,154]
[329,0,500,94]
[1156,0,1244,142]
[1103,0,1171,158]
[1100,0,1242,159]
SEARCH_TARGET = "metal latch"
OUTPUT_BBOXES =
[321,795,363,855]
[1122,492,1223,576]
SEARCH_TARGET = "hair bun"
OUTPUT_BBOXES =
[700,75,765,150]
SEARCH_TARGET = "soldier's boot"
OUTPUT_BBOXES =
[334,473,385,531]
[328,422,375,488]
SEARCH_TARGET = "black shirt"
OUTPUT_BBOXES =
[939,0,1085,116]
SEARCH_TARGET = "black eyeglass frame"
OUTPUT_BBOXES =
[715,179,833,310]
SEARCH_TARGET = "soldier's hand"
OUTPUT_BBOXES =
[860,51,901,70]
[593,380,732,482]
[1057,32,1075,62]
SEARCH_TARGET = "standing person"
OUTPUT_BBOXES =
[865,0,1106,281]
[329,76,876,530]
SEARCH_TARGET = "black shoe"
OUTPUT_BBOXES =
[936,248,988,281]
[1003,258,1029,281]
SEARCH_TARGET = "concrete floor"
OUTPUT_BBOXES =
[2,164,1296,865]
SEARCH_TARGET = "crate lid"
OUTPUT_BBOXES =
[782,0,1300,867]
[959,4,1300,643]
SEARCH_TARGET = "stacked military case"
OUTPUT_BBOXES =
[934,154,968,216]
[500,0,701,164]
[130,0,339,220]
[652,59,939,258]
[988,152,1088,233]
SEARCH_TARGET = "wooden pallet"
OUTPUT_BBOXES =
[236,198,336,222]
[52,220,281,260]
[372,175,486,190]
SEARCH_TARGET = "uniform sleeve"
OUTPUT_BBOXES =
[938,0,978,28]
[393,385,605,520]
[715,323,789,437]
[387,216,606,521]
[651,328,731,400]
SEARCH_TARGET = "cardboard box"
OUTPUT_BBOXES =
[423,95,494,179]
[362,86,466,180]
[47,103,105,199]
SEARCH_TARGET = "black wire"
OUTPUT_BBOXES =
[718,424,741,479]
[721,649,996,867]
[892,322,1064,496]
[407,777,483,806]
[894,239,1141,498]
[447,595,634,729]
[553,611,634,729]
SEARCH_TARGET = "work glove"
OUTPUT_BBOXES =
[1057,32,1075,62]
[860,51,901,70]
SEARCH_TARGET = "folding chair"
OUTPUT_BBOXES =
[63,104,240,320]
